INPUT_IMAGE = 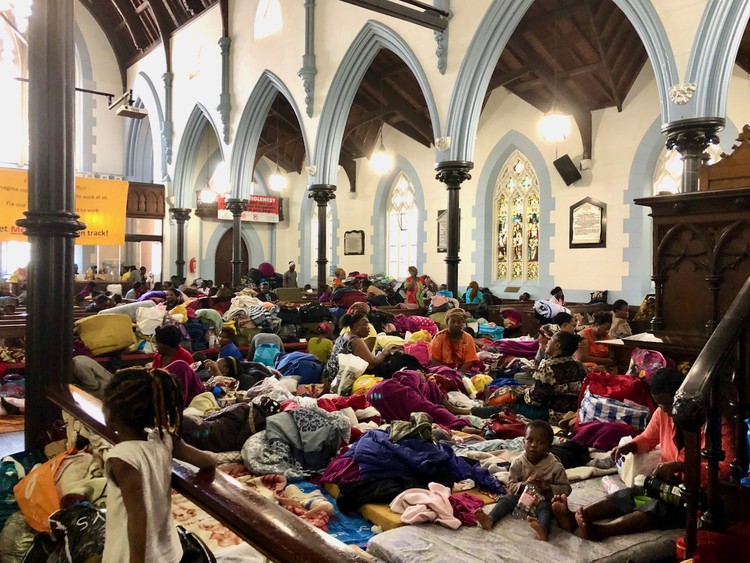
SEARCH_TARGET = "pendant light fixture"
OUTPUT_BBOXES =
[269,108,287,192]
[538,20,571,143]
[369,69,393,175]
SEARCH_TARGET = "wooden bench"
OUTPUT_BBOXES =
[46,385,370,562]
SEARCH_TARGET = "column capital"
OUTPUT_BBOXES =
[308,184,336,205]
[435,160,473,186]
[169,207,192,223]
[17,210,84,238]
[662,117,724,154]
[225,198,248,217]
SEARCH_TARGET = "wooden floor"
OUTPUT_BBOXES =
[0,431,25,456]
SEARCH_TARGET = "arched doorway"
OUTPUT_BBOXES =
[215,228,248,286]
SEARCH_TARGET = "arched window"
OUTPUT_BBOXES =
[387,173,418,279]
[311,205,333,278]
[0,20,26,166]
[652,145,723,195]
[254,0,282,40]
[494,151,540,282]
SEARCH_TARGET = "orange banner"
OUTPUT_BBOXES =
[0,169,128,245]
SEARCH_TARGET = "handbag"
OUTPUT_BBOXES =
[177,525,216,563]
[485,409,526,439]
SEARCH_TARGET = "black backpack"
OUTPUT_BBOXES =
[298,302,333,323]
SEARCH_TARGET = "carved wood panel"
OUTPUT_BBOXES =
[126,182,165,218]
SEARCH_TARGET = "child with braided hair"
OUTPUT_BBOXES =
[102,367,216,563]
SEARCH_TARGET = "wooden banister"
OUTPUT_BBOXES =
[46,385,373,563]
[673,275,750,557]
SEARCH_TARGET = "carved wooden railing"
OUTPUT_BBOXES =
[46,385,372,563]
[673,275,750,557]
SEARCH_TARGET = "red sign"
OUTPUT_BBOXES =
[217,195,279,223]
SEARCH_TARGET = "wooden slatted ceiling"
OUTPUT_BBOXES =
[72,0,750,172]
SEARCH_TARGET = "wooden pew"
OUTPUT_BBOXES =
[46,385,371,563]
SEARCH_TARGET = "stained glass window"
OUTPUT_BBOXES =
[494,151,539,282]
[652,145,723,195]
[387,173,418,279]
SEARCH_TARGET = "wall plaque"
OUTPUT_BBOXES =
[344,230,365,255]
[569,197,606,248]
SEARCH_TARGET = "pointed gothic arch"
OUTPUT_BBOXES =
[230,70,310,199]
[173,104,224,208]
[313,20,441,185]
[445,0,678,162]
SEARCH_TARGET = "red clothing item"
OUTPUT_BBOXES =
[152,345,194,369]
[632,407,734,484]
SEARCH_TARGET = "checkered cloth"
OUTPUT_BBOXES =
[578,389,650,430]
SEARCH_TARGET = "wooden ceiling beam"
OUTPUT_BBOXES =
[514,3,587,35]
[585,0,622,111]
[487,66,535,91]
[339,0,449,32]
[110,0,147,51]
[513,62,604,91]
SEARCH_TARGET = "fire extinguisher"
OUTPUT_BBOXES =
[189,258,197,274]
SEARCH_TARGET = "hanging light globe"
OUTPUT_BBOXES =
[538,110,572,142]
[370,140,394,175]
[269,167,287,192]
[199,186,217,204]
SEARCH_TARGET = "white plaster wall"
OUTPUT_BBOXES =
[75,3,124,174]
[117,0,750,292]
[652,0,707,77]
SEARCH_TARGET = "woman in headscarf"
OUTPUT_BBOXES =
[429,308,479,374]
[463,281,484,304]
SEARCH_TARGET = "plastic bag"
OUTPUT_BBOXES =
[135,305,167,336]
[49,503,106,563]
[615,436,662,487]
[14,447,77,532]
[331,354,369,396]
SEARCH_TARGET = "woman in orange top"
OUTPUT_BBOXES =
[578,311,617,371]
[551,368,734,541]
[429,308,479,374]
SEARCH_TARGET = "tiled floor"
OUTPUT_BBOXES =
[0,431,25,456]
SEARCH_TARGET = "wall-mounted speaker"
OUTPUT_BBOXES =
[553,154,582,186]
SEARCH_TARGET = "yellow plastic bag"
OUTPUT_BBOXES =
[406,330,432,344]
[352,374,383,395]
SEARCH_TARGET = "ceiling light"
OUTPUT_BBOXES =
[199,186,217,204]
[370,132,393,175]
[269,166,287,192]
[538,110,571,142]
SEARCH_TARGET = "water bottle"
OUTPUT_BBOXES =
[634,475,686,506]
[512,483,543,519]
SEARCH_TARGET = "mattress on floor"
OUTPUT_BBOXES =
[366,477,682,563]
[325,483,497,532]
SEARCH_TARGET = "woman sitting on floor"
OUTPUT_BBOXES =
[578,311,617,372]
[463,281,484,304]
[339,301,377,351]
[551,367,734,541]
[429,308,479,374]
[323,313,399,390]
[514,330,587,423]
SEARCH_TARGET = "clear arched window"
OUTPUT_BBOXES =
[254,0,282,40]
[494,151,540,282]
[0,20,26,166]
[652,145,723,195]
[311,205,333,278]
[387,173,418,279]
